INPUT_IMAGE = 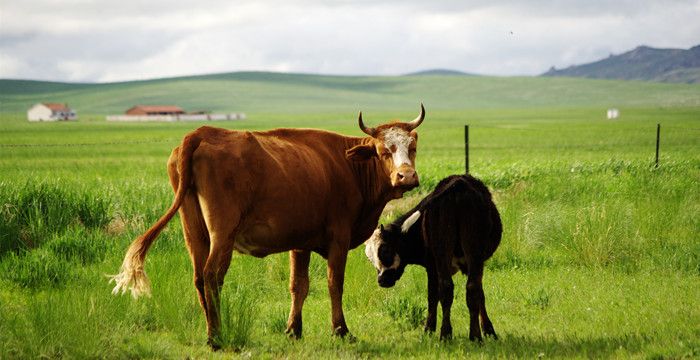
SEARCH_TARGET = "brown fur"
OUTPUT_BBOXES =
[111,109,424,348]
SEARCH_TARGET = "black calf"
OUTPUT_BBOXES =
[364,174,502,341]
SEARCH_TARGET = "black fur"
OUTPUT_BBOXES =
[373,174,502,341]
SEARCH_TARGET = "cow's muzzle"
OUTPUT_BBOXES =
[392,166,419,190]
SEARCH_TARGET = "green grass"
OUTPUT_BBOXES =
[0,76,698,358]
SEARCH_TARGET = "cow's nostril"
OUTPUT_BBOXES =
[398,173,405,180]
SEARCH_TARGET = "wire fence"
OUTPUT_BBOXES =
[463,123,699,173]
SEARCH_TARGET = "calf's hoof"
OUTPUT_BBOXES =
[439,329,453,341]
[483,324,498,340]
[424,319,436,333]
[468,333,484,343]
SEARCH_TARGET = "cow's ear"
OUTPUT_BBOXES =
[345,144,377,161]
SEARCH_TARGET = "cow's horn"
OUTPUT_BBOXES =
[358,111,376,136]
[406,103,425,131]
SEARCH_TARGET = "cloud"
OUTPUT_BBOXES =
[1,0,699,82]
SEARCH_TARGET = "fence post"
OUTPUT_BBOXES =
[655,123,660,168]
[465,124,470,174]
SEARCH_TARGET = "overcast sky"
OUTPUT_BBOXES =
[1,0,699,83]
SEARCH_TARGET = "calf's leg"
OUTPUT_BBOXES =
[466,261,497,341]
[423,209,455,340]
[286,250,311,338]
[424,259,439,333]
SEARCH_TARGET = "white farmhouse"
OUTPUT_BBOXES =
[27,103,77,121]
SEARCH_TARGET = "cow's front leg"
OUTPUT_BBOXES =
[326,240,351,338]
[286,250,310,339]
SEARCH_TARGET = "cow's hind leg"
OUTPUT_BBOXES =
[286,250,310,338]
[180,194,211,319]
[202,236,236,350]
[168,150,210,318]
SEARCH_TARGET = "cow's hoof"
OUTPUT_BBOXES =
[285,326,302,340]
[207,337,223,351]
[332,326,356,342]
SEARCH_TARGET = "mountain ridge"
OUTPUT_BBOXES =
[542,44,700,83]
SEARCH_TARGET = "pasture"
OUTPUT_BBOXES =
[0,88,699,357]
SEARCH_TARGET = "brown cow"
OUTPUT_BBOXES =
[110,105,425,348]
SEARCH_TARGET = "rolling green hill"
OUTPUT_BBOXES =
[1,71,699,116]
[542,45,700,84]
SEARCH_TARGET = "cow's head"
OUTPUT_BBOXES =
[346,104,425,198]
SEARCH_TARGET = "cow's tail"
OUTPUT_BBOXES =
[109,132,203,298]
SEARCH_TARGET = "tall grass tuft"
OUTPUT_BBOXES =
[0,181,111,257]
[0,248,73,288]
[384,296,426,330]
[217,283,259,351]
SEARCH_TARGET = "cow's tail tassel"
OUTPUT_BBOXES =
[109,237,152,298]
[109,132,203,299]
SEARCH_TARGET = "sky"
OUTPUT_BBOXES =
[1,0,699,83]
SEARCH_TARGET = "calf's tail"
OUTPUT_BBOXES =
[109,132,203,298]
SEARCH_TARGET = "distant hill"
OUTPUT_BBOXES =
[1,71,699,115]
[542,45,700,83]
[404,69,476,76]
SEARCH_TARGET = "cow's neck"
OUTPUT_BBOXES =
[346,137,395,247]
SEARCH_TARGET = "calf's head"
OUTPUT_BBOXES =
[346,104,424,198]
[364,224,405,287]
[364,211,420,287]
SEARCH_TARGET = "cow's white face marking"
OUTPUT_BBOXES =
[401,211,421,233]
[364,229,400,272]
[382,127,414,168]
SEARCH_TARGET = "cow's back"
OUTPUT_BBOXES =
[173,126,366,256]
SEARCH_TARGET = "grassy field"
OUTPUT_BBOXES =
[2,72,700,115]
[0,74,699,358]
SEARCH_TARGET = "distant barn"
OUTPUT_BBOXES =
[27,103,77,122]
[107,104,245,122]
[126,105,185,116]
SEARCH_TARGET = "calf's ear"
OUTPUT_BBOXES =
[346,144,377,161]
